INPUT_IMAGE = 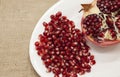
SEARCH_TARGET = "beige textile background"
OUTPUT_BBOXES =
[0,0,57,77]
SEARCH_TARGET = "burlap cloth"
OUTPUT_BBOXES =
[0,0,57,77]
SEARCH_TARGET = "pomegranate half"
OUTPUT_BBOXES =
[81,0,120,47]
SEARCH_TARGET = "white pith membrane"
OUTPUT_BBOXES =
[82,0,120,43]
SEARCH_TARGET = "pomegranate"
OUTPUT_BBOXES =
[35,12,96,77]
[81,0,120,47]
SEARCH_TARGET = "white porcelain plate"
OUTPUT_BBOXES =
[29,0,120,77]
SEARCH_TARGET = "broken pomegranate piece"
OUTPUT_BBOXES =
[81,0,120,47]
[35,12,96,77]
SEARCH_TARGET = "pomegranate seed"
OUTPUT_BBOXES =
[56,11,62,17]
[36,46,43,50]
[43,22,48,27]
[106,16,114,28]
[90,55,94,60]
[90,60,96,65]
[54,75,59,77]
[69,21,74,26]
[70,73,78,77]
[86,31,90,35]
[86,65,91,69]
[37,51,41,56]
[111,31,116,37]
[47,68,52,72]
[86,69,91,73]
[50,15,55,19]
[62,16,67,20]
[98,32,104,37]
[35,41,39,46]
[80,70,85,75]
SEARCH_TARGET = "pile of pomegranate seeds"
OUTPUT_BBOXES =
[35,12,96,77]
